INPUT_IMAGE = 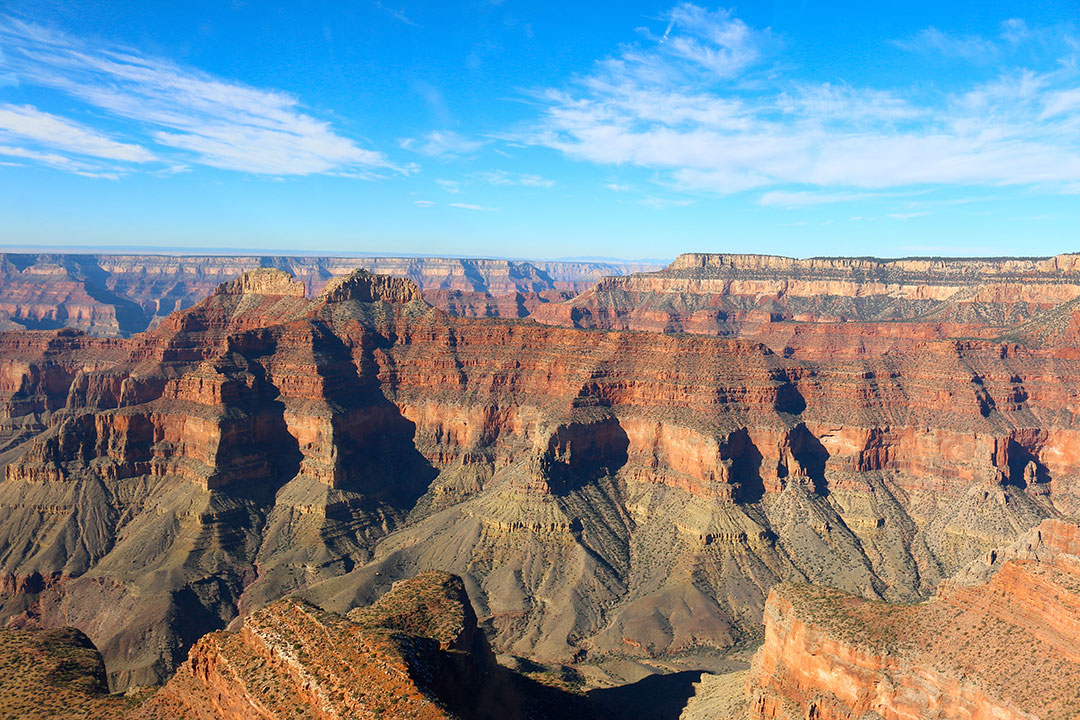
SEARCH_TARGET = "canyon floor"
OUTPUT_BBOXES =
[0,252,1078,718]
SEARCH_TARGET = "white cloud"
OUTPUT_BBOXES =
[0,103,154,161]
[470,170,554,187]
[435,178,461,193]
[523,4,1080,196]
[374,2,419,27]
[0,17,395,176]
[640,195,693,209]
[400,130,484,157]
[652,4,776,80]
[759,190,885,207]
[414,199,435,206]
[892,27,998,62]
[888,211,931,220]
[449,202,497,211]
[0,143,121,178]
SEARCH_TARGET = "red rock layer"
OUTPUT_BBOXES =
[747,519,1080,720]
[532,252,1080,345]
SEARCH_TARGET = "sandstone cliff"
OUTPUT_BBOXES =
[531,252,1080,345]
[747,518,1080,720]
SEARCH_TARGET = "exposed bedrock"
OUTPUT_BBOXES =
[747,519,1080,720]
[0,265,1073,690]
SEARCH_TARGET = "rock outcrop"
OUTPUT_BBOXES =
[134,571,600,720]
[747,518,1080,720]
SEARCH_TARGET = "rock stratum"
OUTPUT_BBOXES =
[532,252,1080,345]
[0,254,1076,718]
[0,253,658,335]
[747,518,1080,720]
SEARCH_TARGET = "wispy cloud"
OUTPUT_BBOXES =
[435,178,461,193]
[640,195,693,209]
[759,190,885,208]
[0,144,119,178]
[449,202,497,211]
[892,27,998,62]
[374,2,419,27]
[0,103,155,162]
[414,199,435,206]
[400,130,484,158]
[470,170,554,187]
[523,4,1080,197]
[0,17,396,176]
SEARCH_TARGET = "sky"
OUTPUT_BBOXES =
[0,1,1078,260]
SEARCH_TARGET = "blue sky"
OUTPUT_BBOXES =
[0,1,1078,260]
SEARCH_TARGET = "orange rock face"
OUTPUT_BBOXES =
[747,519,1080,720]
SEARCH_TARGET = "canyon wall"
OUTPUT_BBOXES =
[747,518,1080,720]
[0,253,658,335]
[531,252,1080,347]
[0,261,1074,692]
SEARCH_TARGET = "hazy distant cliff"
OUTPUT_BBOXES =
[532,251,1080,340]
[0,253,659,336]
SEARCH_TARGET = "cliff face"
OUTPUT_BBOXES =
[747,519,1080,720]
[0,253,657,335]
[0,262,1074,693]
[532,252,1080,344]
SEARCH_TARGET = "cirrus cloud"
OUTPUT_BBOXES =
[523,4,1080,199]
[0,17,399,176]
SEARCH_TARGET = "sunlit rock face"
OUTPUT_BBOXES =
[133,571,599,720]
[532,252,1080,341]
[0,257,1075,695]
[747,519,1080,720]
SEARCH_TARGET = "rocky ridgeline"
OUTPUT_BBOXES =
[532,252,1080,342]
[0,262,1075,714]
[132,571,598,720]
[747,519,1080,720]
[0,572,599,720]
[0,253,658,335]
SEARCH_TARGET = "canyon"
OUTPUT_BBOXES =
[0,252,1076,718]
[0,253,658,336]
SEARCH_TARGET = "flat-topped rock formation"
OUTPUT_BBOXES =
[532,252,1080,345]
[0,253,658,335]
[747,518,1080,720]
